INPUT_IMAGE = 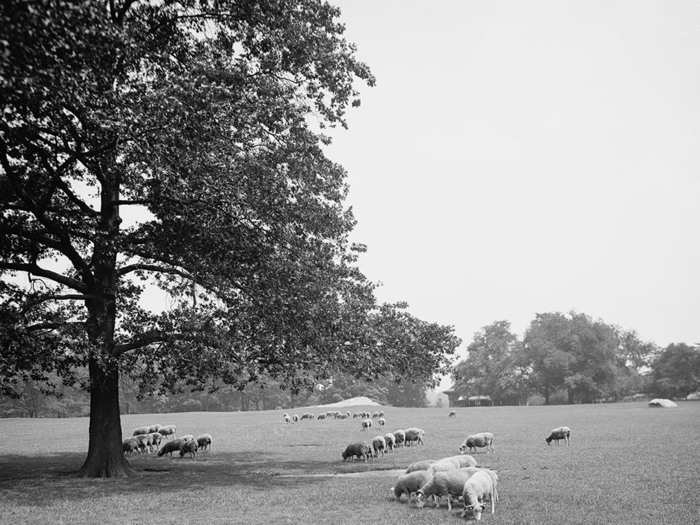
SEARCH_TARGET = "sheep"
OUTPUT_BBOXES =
[158,425,176,439]
[300,412,314,420]
[406,459,436,473]
[148,424,161,433]
[196,433,213,453]
[292,414,299,423]
[384,432,396,452]
[372,412,380,418]
[135,433,152,454]
[461,469,499,520]
[371,435,387,457]
[352,413,361,419]
[179,439,198,459]
[361,418,373,431]
[283,414,291,424]
[391,470,432,502]
[393,429,406,447]
[416,467,482,511]
[345,411,352,418]
[132,426,150,436]
[404,427,425,446]
[429,454,478,474]
[149,432,162,452]
[459,432,495,454]
[448,410,456,417]
[158,437,188,457]
[180,434,195,442]
[377,417,386,426]
[122,437,139,456]
[342,442,372,462]
[377,411,385,418]
[546,426,571,446]
[317,413,326,420]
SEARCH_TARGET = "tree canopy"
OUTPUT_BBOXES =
[0,0,456,476]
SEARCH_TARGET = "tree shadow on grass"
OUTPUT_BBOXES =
[0,450,398,505]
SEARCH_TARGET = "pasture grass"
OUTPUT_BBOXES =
[0,402,699,524]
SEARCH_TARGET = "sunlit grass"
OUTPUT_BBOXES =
[0,402,698,524]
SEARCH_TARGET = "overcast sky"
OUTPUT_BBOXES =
[324,0,700,370]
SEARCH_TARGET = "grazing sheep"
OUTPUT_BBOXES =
[372,435,387,457]
[179,439,198,459]
[391,470,432,502]
[416,468,482,510]
[292,414,299,423]
[459,432,495,454]
[180,434,195,442]
[406,459,436,473]
[448,410,456,417]
[149,432,162,451]
[461,469,499,520]
[148,424,161,433]
[122,438,139,456]
[300,412,314,420]
[317,414,326,420]
[393,429,406,447]
[158,425,176,439]
[429,454,478,474]
[135,433,152,454]
[404,427,425,446]
[384,433,396,452]
[372,412,380,418]
[158,437,188,457]
[196,433,213,453]
[283,414,291,424]
[545,426,571,446]
[377,417,386,426]
[342,442,372,462]
[132,426,150,436]
[353,413,361,419]
[345,411,352,418]
[361,418,373,431]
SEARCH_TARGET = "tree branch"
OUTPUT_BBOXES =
[114,330,185,354]
[117,263,193,280]
[0,262,89,293]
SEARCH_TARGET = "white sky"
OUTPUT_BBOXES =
[325,0,700,371]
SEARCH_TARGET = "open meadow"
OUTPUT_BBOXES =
[0,402,698,524]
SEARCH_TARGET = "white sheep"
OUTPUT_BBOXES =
[361,418,373,431]
[404,427,425,446]
[429,454,478,474]
[179,439,198,459]
[384,432,396,452]
[459,432,495,454]
[391,470,432,502]
[158,437,188,457]
[283,413,291,423]
[546,426,571,446]
[448,410,456,417]
[292,414,299,423]
[122,437,139,456]
[393,429,406,447]
[132,426,150,436]
[148,432,163,452]
[179,434,195,442]
[158,425,176,439]
[147,424,161,433]
[406,459,436,473]
[196,433,213,453]
[377,417,386,426]
[416,467,482,510]
[461,468,499,520]
[371,435,387,457]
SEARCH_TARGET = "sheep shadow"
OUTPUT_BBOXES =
[0,450,392,505]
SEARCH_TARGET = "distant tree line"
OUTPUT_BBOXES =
[451,313,699,405]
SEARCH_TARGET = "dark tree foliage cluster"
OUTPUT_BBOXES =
[0,1,457,476]
[451,313,688,405]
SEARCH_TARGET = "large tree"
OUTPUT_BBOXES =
[0,0,450,477]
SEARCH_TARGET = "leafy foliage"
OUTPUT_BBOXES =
[649,343,700,398]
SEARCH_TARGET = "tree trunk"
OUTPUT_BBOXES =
[78,358,133,477]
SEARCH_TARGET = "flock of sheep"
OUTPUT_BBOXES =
[386,425,571,520]
[122,423,213,459]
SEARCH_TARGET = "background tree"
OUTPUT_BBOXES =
[649,343,700,398]
[0,0,453,477]
[452,321,528,405]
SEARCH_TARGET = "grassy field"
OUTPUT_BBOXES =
[0,402,698,524]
